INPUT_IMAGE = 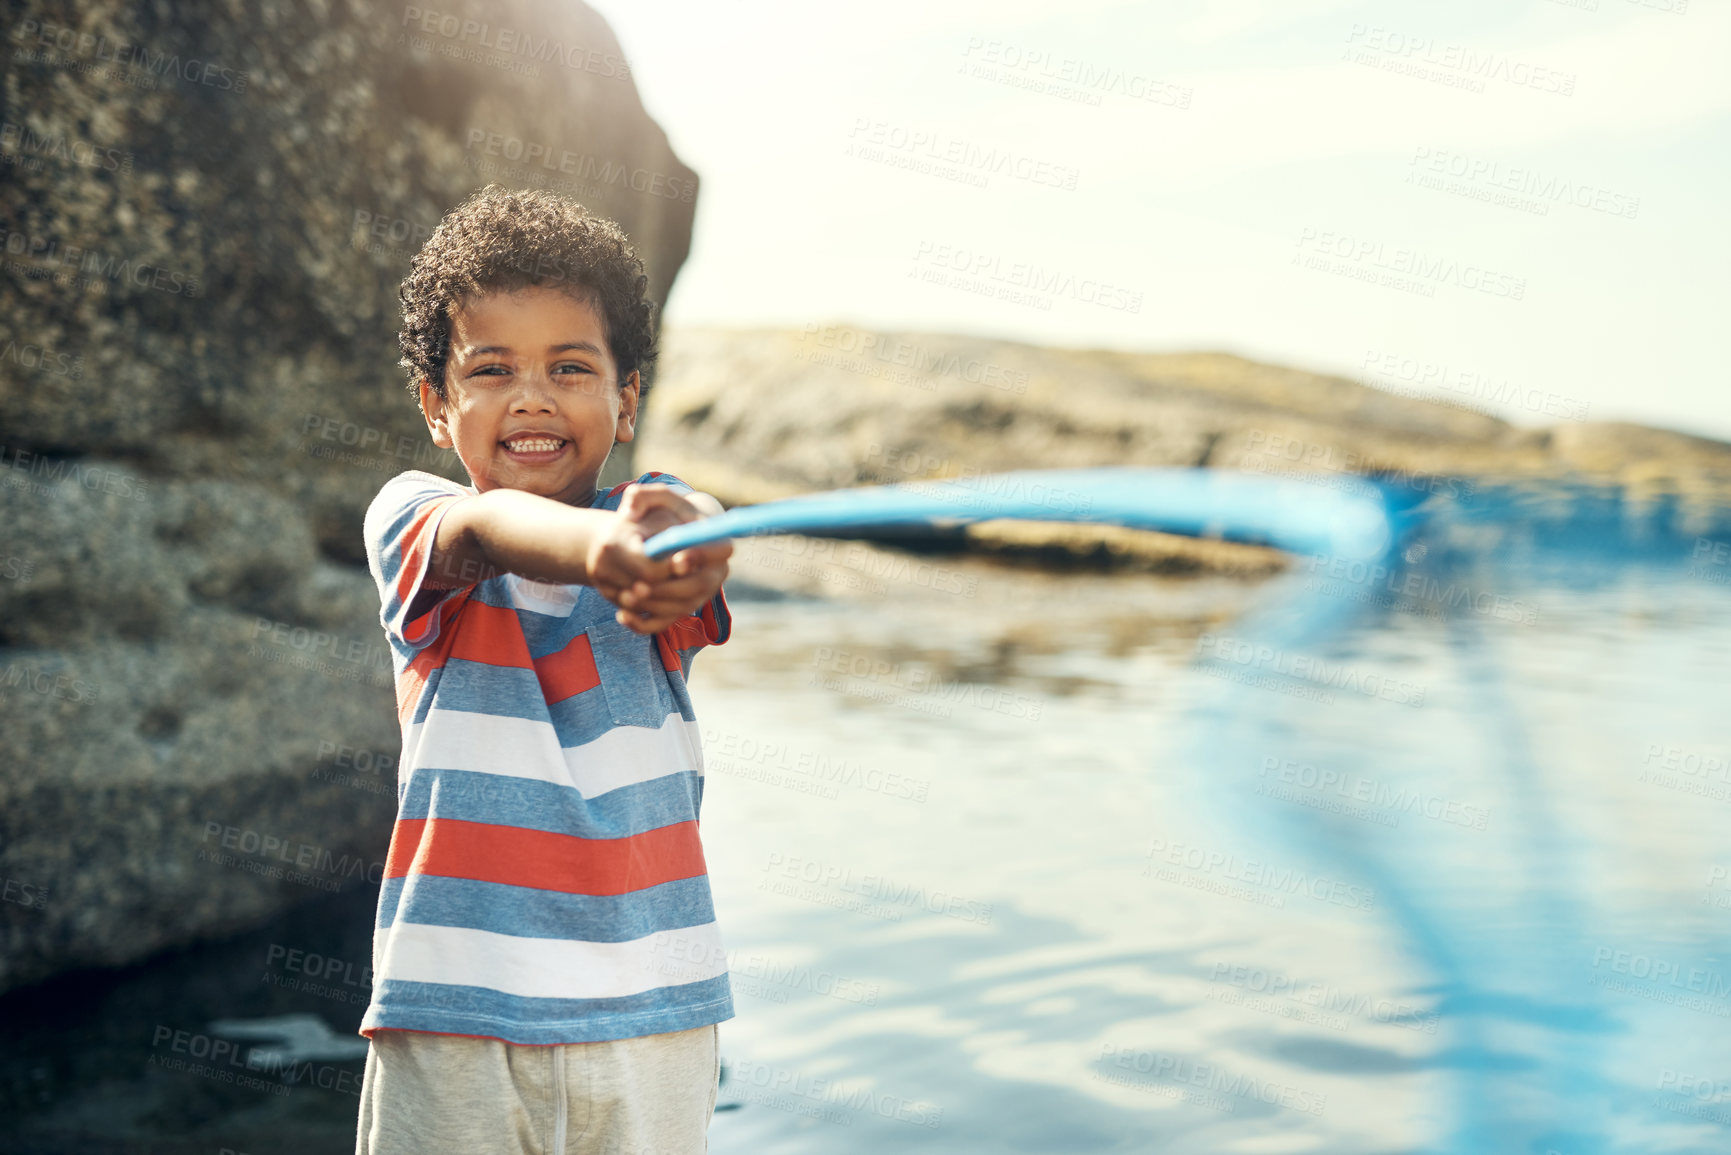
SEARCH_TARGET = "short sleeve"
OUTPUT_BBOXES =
[363,471,475,653]
[607,471,733,669]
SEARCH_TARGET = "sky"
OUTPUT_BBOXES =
[587,0,1731,440]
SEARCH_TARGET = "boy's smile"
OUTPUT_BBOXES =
[419,286,638,506]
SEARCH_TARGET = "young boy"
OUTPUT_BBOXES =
[354,185,737,1155]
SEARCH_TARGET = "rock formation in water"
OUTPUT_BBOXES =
[0,0,697,993]
[637,326,1731,569]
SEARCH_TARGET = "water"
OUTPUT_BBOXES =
[696,483,1731,1154]
[5,483,1728,1153]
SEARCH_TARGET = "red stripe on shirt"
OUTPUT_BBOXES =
[396,596,468,726]
[534,632,601,703]
[447,602,534,669]
[396,600,533,724]
[403,582,466,649]
[653,591,730,669]
[655,617,707,670]
[394,498,459,617]
[385,817,709,895]
[393,596,536,724]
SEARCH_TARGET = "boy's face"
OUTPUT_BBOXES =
[419,286,638,506]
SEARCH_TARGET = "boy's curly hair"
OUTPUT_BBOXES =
[398,185,658,399]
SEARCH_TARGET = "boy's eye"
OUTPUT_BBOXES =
[554,361,592,376]
[470,364,512,378]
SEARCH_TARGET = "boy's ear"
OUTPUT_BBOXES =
[419,378,454,449]
[615,370,640,444]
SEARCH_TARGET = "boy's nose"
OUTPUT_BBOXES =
[508,375,557,412]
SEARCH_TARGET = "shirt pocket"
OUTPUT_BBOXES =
[584,619,675,729]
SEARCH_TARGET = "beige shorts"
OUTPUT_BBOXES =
[354,1024,721,1155]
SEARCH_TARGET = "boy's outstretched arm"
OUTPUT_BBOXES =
[423,484,730,635]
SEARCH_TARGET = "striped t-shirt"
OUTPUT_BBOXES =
[358,468,734,1045]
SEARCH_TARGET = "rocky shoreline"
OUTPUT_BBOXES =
[638,325,1731,572]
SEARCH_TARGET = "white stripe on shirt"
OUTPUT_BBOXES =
[403,708,705,798]
[374,919,729,1000]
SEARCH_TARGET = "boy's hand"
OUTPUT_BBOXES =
[605,485,732,635]
[582,511,676,613]
[615,483,694,542]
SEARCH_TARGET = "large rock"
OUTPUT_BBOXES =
[0,0,697,992]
